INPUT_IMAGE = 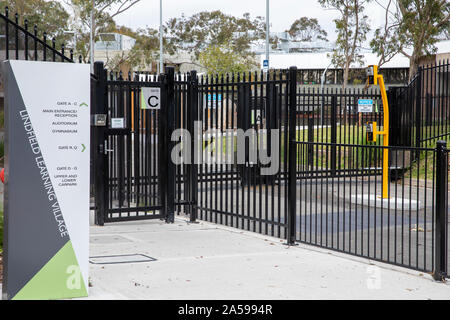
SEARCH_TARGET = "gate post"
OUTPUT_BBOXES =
[159,73,167,219]
[307,114,314,168]
[330,95,337,176]
[415,66,422,151]
[93,61,108,226]
[165,66,176,223]
[387,88,398,146]
[189,70,199,222]
[433,140,448,281]
[287,66,297,245]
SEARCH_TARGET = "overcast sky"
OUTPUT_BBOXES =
[110,0,392,43]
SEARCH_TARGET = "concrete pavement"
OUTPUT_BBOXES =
[85,216,450,300]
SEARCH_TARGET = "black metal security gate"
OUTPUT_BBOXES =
[91,64,194,224]
[92,63,171,224]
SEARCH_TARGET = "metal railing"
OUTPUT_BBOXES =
[288,140,448,278]
[390,60,450,148]
[89,66,449,279]
[0,6,75,63]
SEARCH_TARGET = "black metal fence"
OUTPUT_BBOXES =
[389,60,450,148]
[289,140,448,278]
[88,65,449,279]
[287,67,449,279]
[0,7,74,63]
[194,72,289,238]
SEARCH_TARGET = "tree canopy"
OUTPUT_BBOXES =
[164,11,266,58]
[1,0,70,44]
[199,44,256,76]
[287,17,328,42]
[370,0,449,79]
[319,0,371,89]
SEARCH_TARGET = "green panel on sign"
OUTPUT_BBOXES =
[140,89,146,109]
[13,241,87,300]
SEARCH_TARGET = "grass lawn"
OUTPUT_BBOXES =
[200,124,448,180]
[203,125,375,156]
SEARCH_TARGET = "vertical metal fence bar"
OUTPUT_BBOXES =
[52,38,56,61]
[5,7,9,60]
[287,66,297,245]
[433,141,448,281]
[165,67,175,223]
[93,62,108,226]
[24,19,28,60]
[159,73,168,219]
[14,13,18,59]
[43,32,47,61]
[190,71,199,222]
[33,25,37,61]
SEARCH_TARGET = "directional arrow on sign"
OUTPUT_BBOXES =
[81,144,86,152]
[79,102,88,107]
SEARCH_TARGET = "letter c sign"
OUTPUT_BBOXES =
[148,95,159,108]
[141,87,161,110]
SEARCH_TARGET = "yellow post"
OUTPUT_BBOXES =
[366,65,389,199]
[377,73,389,199]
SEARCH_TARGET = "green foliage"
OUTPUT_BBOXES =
[287,17,328,42]
[66,0,140,63]
[0,0,71,47]
[370,0,449,77]
[102,25,159,72]
[125,28,159,71]
[67,0,116,62]
[199,44,256,76]
[164,11,266,59]
[319,0,371,88]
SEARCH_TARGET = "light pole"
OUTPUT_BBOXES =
[90,0,95,72]
[320,63,332,126]
[265,0,269,70]
[159,0,163,74]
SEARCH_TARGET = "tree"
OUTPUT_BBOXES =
[106,26,159,72]
[199,44,256,76]
[369,0,404,68]
[0,0,70,45]
[287,17,328,42]
[319,0,371,89]
[370,0,449,79]
[64,0,141,62]
[164,11,266,58]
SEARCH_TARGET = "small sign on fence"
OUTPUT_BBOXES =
[251,109,262,125]
[141,87,161,110]
[263,59,269,72]
[204,94,222,109]
[358,99,373,113]
[110,118,125,129]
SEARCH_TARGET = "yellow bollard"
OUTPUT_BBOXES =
[366,65,389,199]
